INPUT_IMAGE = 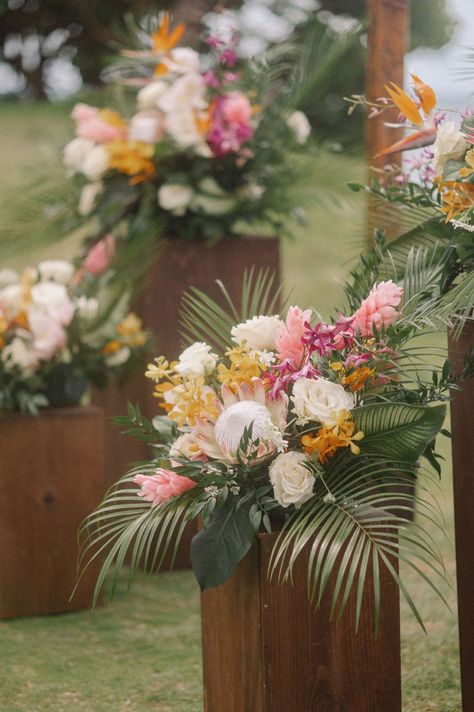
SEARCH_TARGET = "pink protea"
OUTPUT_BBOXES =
[276,306,312,365]
[83,234,116,275]
[351,281,403,337]
[134,469,196,506]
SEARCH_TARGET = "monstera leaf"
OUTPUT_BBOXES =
[353,402,446,462]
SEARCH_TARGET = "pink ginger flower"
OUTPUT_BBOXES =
[351,281,403,337]
[83,234,116,275]
[134,469,196,506]
[276,306,312,365]
[72,103,126,144]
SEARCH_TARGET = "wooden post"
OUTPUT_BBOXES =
[201,532,401,712]
[365,0,409,238]
[449,321,474,710]
[0,406,105,618]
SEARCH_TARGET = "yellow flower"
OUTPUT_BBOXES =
[102,339,122,355]
[301,410,364,464]
[107,140,155,183]
[116,312,147,346]
[459,147,474,179]
[145,356,177,383]
[342,366,375,393]
[438,179,474,221]
[217,343,263,391]
[98,109,127,130]
[165,378,219,428]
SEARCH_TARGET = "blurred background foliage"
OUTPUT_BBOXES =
[0,0,456,144]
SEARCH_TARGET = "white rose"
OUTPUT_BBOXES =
[163,47,201,74]
[81,145,109,181]
[105,346,131,367]
[0,269,19,288]
[292,377,354,425]
[231,315,283,351]
[433,122,468,174]
[38,260,75,285]
[165,109,204,148]
[175,342,217,378]
[30,282,75,326]
[137,81,168,110]
[158,184,194,215]
[1,335,39,375]
[169,433,203,460]
[63,137,95,174]
[269,451,315,508]
[159,73,207,113]
[78,181,103,216]
[128,112,164,144]
[0,283,24,314]
[287,111,311,144]
[75,296,99,320]
[28,309,67,359]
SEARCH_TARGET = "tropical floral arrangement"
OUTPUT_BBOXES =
[79,271,459,628]
[62,13,312,272]
[0,254,151,414]
[348,75,474,332]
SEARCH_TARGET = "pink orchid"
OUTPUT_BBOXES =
[351,281,403,337]
[134,469,196,506]
[83,234,116,275]
[276,306,312,365]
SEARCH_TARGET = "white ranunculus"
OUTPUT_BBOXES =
[105,346,131,367]
[269,451,315,508]
[287,111,311,144]
[231,315,283,351]
[157,184,194,215]
[128,111,164,144]
[292,377,354,425]
[164,47,200,74]
[1,335,39,374]
[165,109,204,148]
[137,81,168,110]
[38,260,75,285]
[0,269,19,288]
[78,181,103,216]
[75,296,99,320]
[81,145,109,181]
[30,282,75,326]
[433,122,468,174]
[159,73,207,114]
[63,137,95,174]
[175,342,217,378]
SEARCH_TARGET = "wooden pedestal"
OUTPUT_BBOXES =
[93,236,281,570]
[449,321,474,710]
[0,406,105,618]
[201,532,401,712]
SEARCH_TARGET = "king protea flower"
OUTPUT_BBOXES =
[191,378,288,464]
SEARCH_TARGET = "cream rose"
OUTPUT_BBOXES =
[137,81,168,110]
[165,109,204,148]
[175,342,217,378]
[38,260,75,285]
[433,122,468,174]
[81,145,109,181]
[287,111,311,144]
[231,315,283,351]
[63,137,95,174]
[169,433,204,461]
[78,182,103,216]
[292,377,354,425]
[30,282,75,326]
[158,184,194,215]
[269,451,315,509]
[128,112,164,144]
[163,47,200,74]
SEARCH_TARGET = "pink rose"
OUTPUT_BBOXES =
[351,281,403,337]
[221,92,252,125]
[71,103,99,122]
[83,234,116,275]
[73,104,126,144]
[276,306,312,365]
[134,469,196,506]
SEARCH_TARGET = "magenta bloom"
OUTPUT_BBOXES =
[276,306,312,365]
[134,469,196,506]
[221,92,252,124]
[303,316,355,357]
[351,281,403,337]
[83,234,116,275]
[207,94,253,157]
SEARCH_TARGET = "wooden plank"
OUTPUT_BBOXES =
[449,321,474,711]
[365,0,409,238]
[201,531,401,711]
[0,406,105,618]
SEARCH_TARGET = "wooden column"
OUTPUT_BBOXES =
[449,321,474,711]
[201,532,401,712]
[0,406,105,618]
[365,0,409,238]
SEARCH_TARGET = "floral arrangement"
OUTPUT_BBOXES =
[79,271,457,628]
[0,254,150,414]
[63,14,312,269]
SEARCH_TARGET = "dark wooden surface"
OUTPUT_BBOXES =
[93,236,281,570]
[0,406,105,618]
[365,0,409,238]
[449,321,474,711]
[201,532,401,712]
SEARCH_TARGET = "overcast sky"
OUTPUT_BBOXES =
[406,0,474,109]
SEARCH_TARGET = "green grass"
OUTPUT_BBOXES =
[0,98,462,711]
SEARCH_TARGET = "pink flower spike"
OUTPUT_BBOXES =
[83,234,116,275]
[276,306,312,365]
[351,281,403,337]
[134,469,196,506]
[71,103,99,122]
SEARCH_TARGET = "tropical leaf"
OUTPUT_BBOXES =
[353,402,447,461]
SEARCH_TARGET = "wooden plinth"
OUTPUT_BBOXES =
[0,406,105,618]
[201,532,401,712]
[449,321,474,710]
[93,236,281,570]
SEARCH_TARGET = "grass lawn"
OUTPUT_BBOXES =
[0,99,462,711]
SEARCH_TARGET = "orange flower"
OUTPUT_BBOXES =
[301,410,364,464]
[342,366,375,393]
[107,140,155,183]
[217,344,263,391]
[116,313,147,347]
[152,14,185,75]
[102,339,122,355]
[438,179,474,221]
